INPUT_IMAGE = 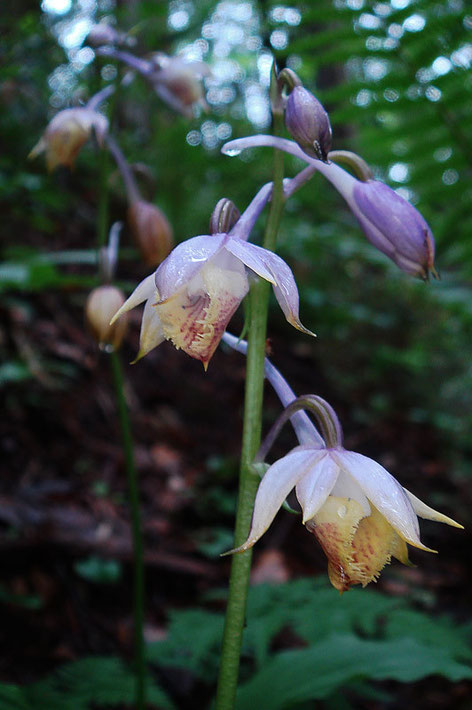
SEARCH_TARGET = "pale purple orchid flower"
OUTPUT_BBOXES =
[98,48,209,117]
[111,184,313,368]
[222,136,436,279]
[222,332,462,591]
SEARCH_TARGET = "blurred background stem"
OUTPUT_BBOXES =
[110,350,146,710]
[96,65,120,249]
[215,111,286,710]
[96,82,146,708]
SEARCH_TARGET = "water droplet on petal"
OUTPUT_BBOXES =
[222,147,241,157]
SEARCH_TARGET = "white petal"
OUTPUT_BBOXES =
[330,470,371,516]
[109,273,156,325]
[262,250,315,337]
[224,238,276,284]
[332,450,431,550]
[227,239,314,336]
[155,234,226,302]
[234,450,320,551]
[403,488,463,529]
[133,296,165,362]
[295,452,339,522]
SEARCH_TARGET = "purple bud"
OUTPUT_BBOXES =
[352,181,435,279]
[285,86,332,162]
[209,198,240,235]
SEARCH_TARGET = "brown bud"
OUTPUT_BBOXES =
[85,285,128,350]
[128,200,173,267]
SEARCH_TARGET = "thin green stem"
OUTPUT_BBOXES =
[215,112,286,710]
[110,350,146,710]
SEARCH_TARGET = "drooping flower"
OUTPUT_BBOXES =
[236,442,461,591]
[97,48,209,118]
[111,232,313,368]
[222,135,436,279]
[149,53,210,117]
[222,334,462,592]
[29,107,108,171]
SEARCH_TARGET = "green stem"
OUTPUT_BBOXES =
[110,350,146,710]
[215,112,286,710]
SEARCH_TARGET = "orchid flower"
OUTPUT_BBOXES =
[222,333,462,592]
[222,136,436,279]
[148,53,210,117]
[111,183,313,368]
[29,107,108,171]
[98,48,209,117]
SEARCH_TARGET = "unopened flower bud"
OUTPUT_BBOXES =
[220,134,437,280]
[85,285,128,350]
[29,108,108,171]
[352,180,436,279]
[209,198,240,235]
[285,86,332,162]
[128,200,173,267]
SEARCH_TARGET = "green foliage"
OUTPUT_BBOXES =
[148,609,225,682]
[74,555,122,584]
[236,635,472,710]
[0,584,42,611]
[151,579,472,708]
[0,657,174,710]
[5,579,468,709]
[1,582,471,709]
